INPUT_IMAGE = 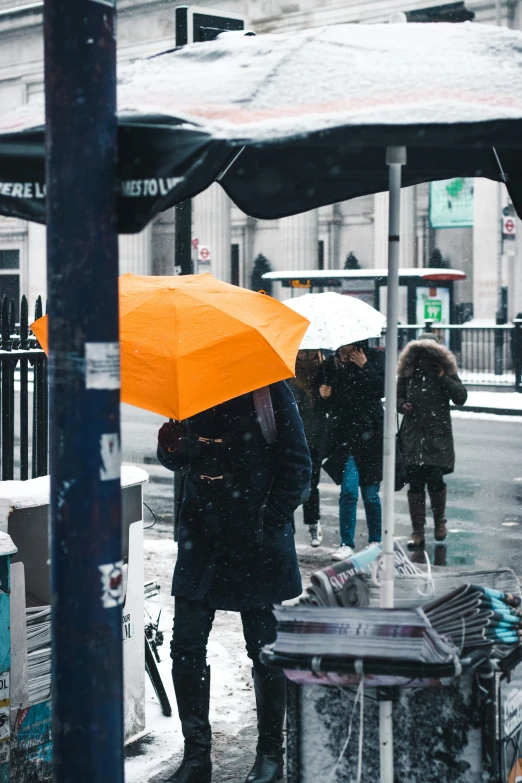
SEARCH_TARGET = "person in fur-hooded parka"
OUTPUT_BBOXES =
[397,334,467,548]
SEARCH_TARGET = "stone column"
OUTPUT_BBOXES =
[473,178,498,321]
[27,222,47,311]
[373,192,389,268]
[278,210,319,270]
[193,183,232,282]
[118,225,151,275]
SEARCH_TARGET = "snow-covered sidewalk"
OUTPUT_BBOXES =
[125,532,259,783]
[452,390,522,417]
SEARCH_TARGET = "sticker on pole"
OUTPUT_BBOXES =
[99,561,124,608]
[85,343,120,390]
[100,433,120,481]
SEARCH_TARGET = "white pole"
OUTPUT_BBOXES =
[379,18,406,783]
[380,146,406,608]
[379,144,406,783]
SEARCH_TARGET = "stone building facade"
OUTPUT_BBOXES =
[0,0,521,321]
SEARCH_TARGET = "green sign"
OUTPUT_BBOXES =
[424,299,442,322]
[429,178,474,228]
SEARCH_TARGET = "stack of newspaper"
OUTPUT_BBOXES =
[273,605,457,664]
[26,605,51,704]
[424,585,522,655]
[299,541,424,608]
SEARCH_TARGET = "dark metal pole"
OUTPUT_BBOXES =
[19,295,29,481]
[44,3,123,783]
[175,199,193,275]
[514,318,522,393]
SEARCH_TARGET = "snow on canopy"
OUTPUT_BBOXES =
[116,22,522,141]
[2,23,522,140]
[1,22,522,231]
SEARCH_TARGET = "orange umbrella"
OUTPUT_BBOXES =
[31,272,309,420]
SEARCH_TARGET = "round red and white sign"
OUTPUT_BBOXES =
[503,217,516,237]
[198,245,211,263]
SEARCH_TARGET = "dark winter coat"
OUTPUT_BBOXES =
[288,379,327,452]
[320,348,385,486]
[397,340,468,474]
[157,381,311,611]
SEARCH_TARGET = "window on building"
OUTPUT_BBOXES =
[0,250,20,270]
[406,2,474,23]
[318,240,325,271]
[0,249,20,319]
[231,244,240,287]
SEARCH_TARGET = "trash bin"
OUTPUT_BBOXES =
[263,637,522,782]
[0,532,17,783]
[0,465,149,782]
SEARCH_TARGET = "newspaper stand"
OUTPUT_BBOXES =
[0,466,148,782]
[262,643,522,783]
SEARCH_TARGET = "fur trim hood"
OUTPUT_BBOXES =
[397,339,458,378]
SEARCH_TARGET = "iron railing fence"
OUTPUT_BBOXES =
[371,320,522,390]
[0,294,48,480]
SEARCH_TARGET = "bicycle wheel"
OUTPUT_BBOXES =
[145,635,172,717]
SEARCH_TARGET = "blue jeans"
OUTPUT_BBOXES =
[339,455,382,548]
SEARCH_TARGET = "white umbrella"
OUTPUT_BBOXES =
[283,292,385,351]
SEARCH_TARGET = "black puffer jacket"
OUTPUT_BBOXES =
[397,339,467,474]
[321,348,385,486]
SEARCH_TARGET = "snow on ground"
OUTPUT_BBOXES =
[458,390,522,410]
[126,533,256,783]
[452,410,522,423]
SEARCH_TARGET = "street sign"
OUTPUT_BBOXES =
[175,6,246,46]
[191,237,199,249]
[503,216,517,239]
[429,177,474,228]
[198,245,211,263]
[424,299,442,322]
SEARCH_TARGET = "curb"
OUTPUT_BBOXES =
[452,405,522,417]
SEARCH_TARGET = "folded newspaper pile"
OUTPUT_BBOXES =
[26,605,51,704]
[424,584,522,655]
[273,605,457,664]
[299,541,423,608]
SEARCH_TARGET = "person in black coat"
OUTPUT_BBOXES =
[157,381,311,783]
[288,350,328,547]
[319,341,385,560]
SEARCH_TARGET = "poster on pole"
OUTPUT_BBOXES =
[429,178,474,228]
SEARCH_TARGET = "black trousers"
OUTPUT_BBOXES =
[303,446,322,527]
[407,465,445,494]
[171,596,279,679]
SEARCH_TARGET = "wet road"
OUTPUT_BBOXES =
[122,406,522,573]
[293,415,522,574]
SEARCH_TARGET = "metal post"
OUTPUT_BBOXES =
[495,2,504,374]
[379,144,406,783]
[44,3,123,783]
[175,200,194,275]
[19,295,29,481]
[381,146,406,609]
[514,319,522,392]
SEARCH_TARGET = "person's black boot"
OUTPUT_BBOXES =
[169,666,212,783]
[245,669,285,783]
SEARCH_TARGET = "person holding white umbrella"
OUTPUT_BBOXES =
[320,340,386,560]
[284,293,386,559]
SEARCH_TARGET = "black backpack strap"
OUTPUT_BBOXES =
[253,386,277,445]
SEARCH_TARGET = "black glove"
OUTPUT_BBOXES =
[158,420,185,453]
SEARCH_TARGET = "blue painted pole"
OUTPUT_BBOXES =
[44,1,123,782]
